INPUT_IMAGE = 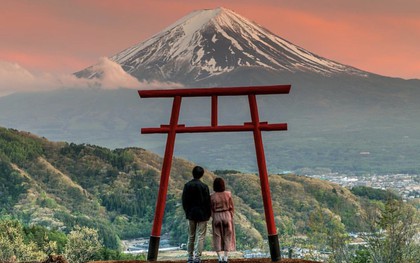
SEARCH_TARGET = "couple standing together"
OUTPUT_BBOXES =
[182,166,235,263]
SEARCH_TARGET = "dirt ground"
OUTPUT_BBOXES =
[86,250,321,263]
[88,259,320,263]
[39,253,321,263]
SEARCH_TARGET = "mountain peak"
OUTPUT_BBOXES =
[159,7,241,32]
[76,7,368,85]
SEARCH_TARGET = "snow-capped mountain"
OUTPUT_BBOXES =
[76,7,367,85]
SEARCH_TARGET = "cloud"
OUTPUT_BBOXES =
[89,57,142,89]
[0,60,88,96]
[89,57,184,90]
[0,58,183,97]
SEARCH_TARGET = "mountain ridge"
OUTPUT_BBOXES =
[1,72,420,174]
[0,126,391,249]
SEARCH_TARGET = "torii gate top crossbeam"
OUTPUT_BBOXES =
[138,84,290,98]
[138,85,291,134]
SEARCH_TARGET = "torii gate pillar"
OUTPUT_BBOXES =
[138,85,291,261]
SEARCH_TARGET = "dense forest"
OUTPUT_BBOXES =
[0,127,418,262]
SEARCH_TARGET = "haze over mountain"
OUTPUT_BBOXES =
[1,7,420,174]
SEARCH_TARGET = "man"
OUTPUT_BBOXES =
[182,166,211,263]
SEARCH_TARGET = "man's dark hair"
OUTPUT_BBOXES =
[192,166,204,179]
[213,177,226,192]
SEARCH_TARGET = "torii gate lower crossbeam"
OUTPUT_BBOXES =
[138,85,291,261]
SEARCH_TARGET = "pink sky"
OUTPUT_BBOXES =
[1,0,419,79]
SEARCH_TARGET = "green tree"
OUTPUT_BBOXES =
[363,199,419,263]
[0,219,46,261]
[350,248,371,263]
[308,207,349,262]
[64,226,102,263]
[24,224,63,254]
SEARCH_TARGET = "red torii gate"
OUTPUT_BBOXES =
[138,84,291,261]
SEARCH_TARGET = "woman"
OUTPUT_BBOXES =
[211,177,235,263]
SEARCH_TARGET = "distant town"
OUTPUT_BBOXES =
[304,173,420,201]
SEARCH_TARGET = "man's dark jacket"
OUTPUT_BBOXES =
[182,178,211,221]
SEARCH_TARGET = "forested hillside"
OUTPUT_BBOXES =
[0,127,403,252]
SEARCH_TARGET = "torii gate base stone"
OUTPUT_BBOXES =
[138,85,291,262]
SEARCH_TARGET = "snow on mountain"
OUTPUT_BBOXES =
[76,7,368,84]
